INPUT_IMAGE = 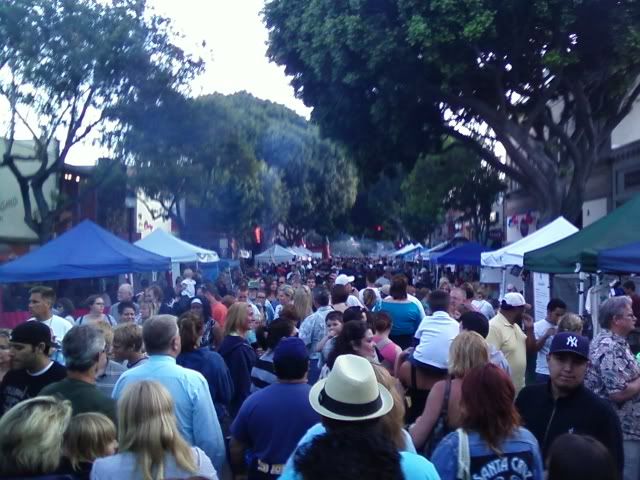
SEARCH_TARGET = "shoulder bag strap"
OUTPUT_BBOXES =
[457,428,471,480]
[441,377,452,421]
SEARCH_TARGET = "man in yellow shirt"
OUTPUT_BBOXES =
[486,292,532,392]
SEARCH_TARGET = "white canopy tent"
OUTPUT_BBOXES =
[481,216,578,301]
[289,246,313,260]
[481,217,578,267]
[393,243,422,257]
[135,229,220,263]
[254,244,297,264]
[135,229,219,279]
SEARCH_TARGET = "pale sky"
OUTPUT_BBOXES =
[66,0,310,165]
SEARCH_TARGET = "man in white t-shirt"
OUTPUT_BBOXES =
[27,286,73,365]
[524,298,567,383]
[359,270,381,303]
[413,290,459,371]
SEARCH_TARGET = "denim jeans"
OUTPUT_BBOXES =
[307,358,321,385]
[624,439,640,480]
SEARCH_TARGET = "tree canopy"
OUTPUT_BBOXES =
[125,91,358,245]
[0,0,201,242]
[264,0,640,223]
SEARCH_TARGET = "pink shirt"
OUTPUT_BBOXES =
[373,335,400,368]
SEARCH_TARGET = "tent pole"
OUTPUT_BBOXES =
[593,275,601,337]
[501,268,507,299]
[578,269,586,316]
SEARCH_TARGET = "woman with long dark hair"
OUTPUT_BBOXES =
[325,320,376,371]
[190,296,221,349]
[431,363,543,480]
[176,312,233,422]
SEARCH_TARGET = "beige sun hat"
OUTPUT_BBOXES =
[309,354,394,421]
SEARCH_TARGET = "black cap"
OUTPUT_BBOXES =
[10,321,52,347]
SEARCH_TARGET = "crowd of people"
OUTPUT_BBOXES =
[0,258,637,480]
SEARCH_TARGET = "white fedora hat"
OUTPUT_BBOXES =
[309,354,393,421]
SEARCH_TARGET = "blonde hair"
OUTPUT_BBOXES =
[557,313,583,335]
[93,320,114,348]
[372,364,405,450]
[0,396,72,476]
[118,381,196,480]
[64,413,116,471]
[140,301,158,320]
[224,302,249,336]
[278,284,294,301]
[449,331,489,377]
[293,286,313,320]
[114,323,144,352]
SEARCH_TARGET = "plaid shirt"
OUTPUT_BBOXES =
[299,306,333,360]
[585,329,640,440]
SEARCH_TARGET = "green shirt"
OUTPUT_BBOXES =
[40,378,116,423]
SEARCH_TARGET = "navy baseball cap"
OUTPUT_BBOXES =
[549,332,589,360]
[273,337,308,364]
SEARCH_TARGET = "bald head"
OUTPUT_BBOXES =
[143,315,180,355]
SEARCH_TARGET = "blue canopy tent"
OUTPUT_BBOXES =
[0,220,171,283]
[598,241,640,273]
[431,242,489,266]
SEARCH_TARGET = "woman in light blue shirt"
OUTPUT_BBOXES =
[431,363,543,480]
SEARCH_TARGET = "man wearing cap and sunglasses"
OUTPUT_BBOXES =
[279,354,440,480]
[516,332,623,474]
[486,292,532,393]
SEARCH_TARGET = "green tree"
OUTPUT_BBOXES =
[0,0,201,243]
[124,93,262,235]
[264,0,640,223]
[402,143,505,243]
[216,92,358,244]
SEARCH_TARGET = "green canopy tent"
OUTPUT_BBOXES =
[524,194,640,273]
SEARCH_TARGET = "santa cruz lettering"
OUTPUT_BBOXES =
[470,451,534,480]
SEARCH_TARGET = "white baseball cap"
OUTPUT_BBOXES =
[501,292,531,309]
[335,274,355,286]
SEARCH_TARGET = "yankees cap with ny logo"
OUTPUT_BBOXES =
[549,331,589,360]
